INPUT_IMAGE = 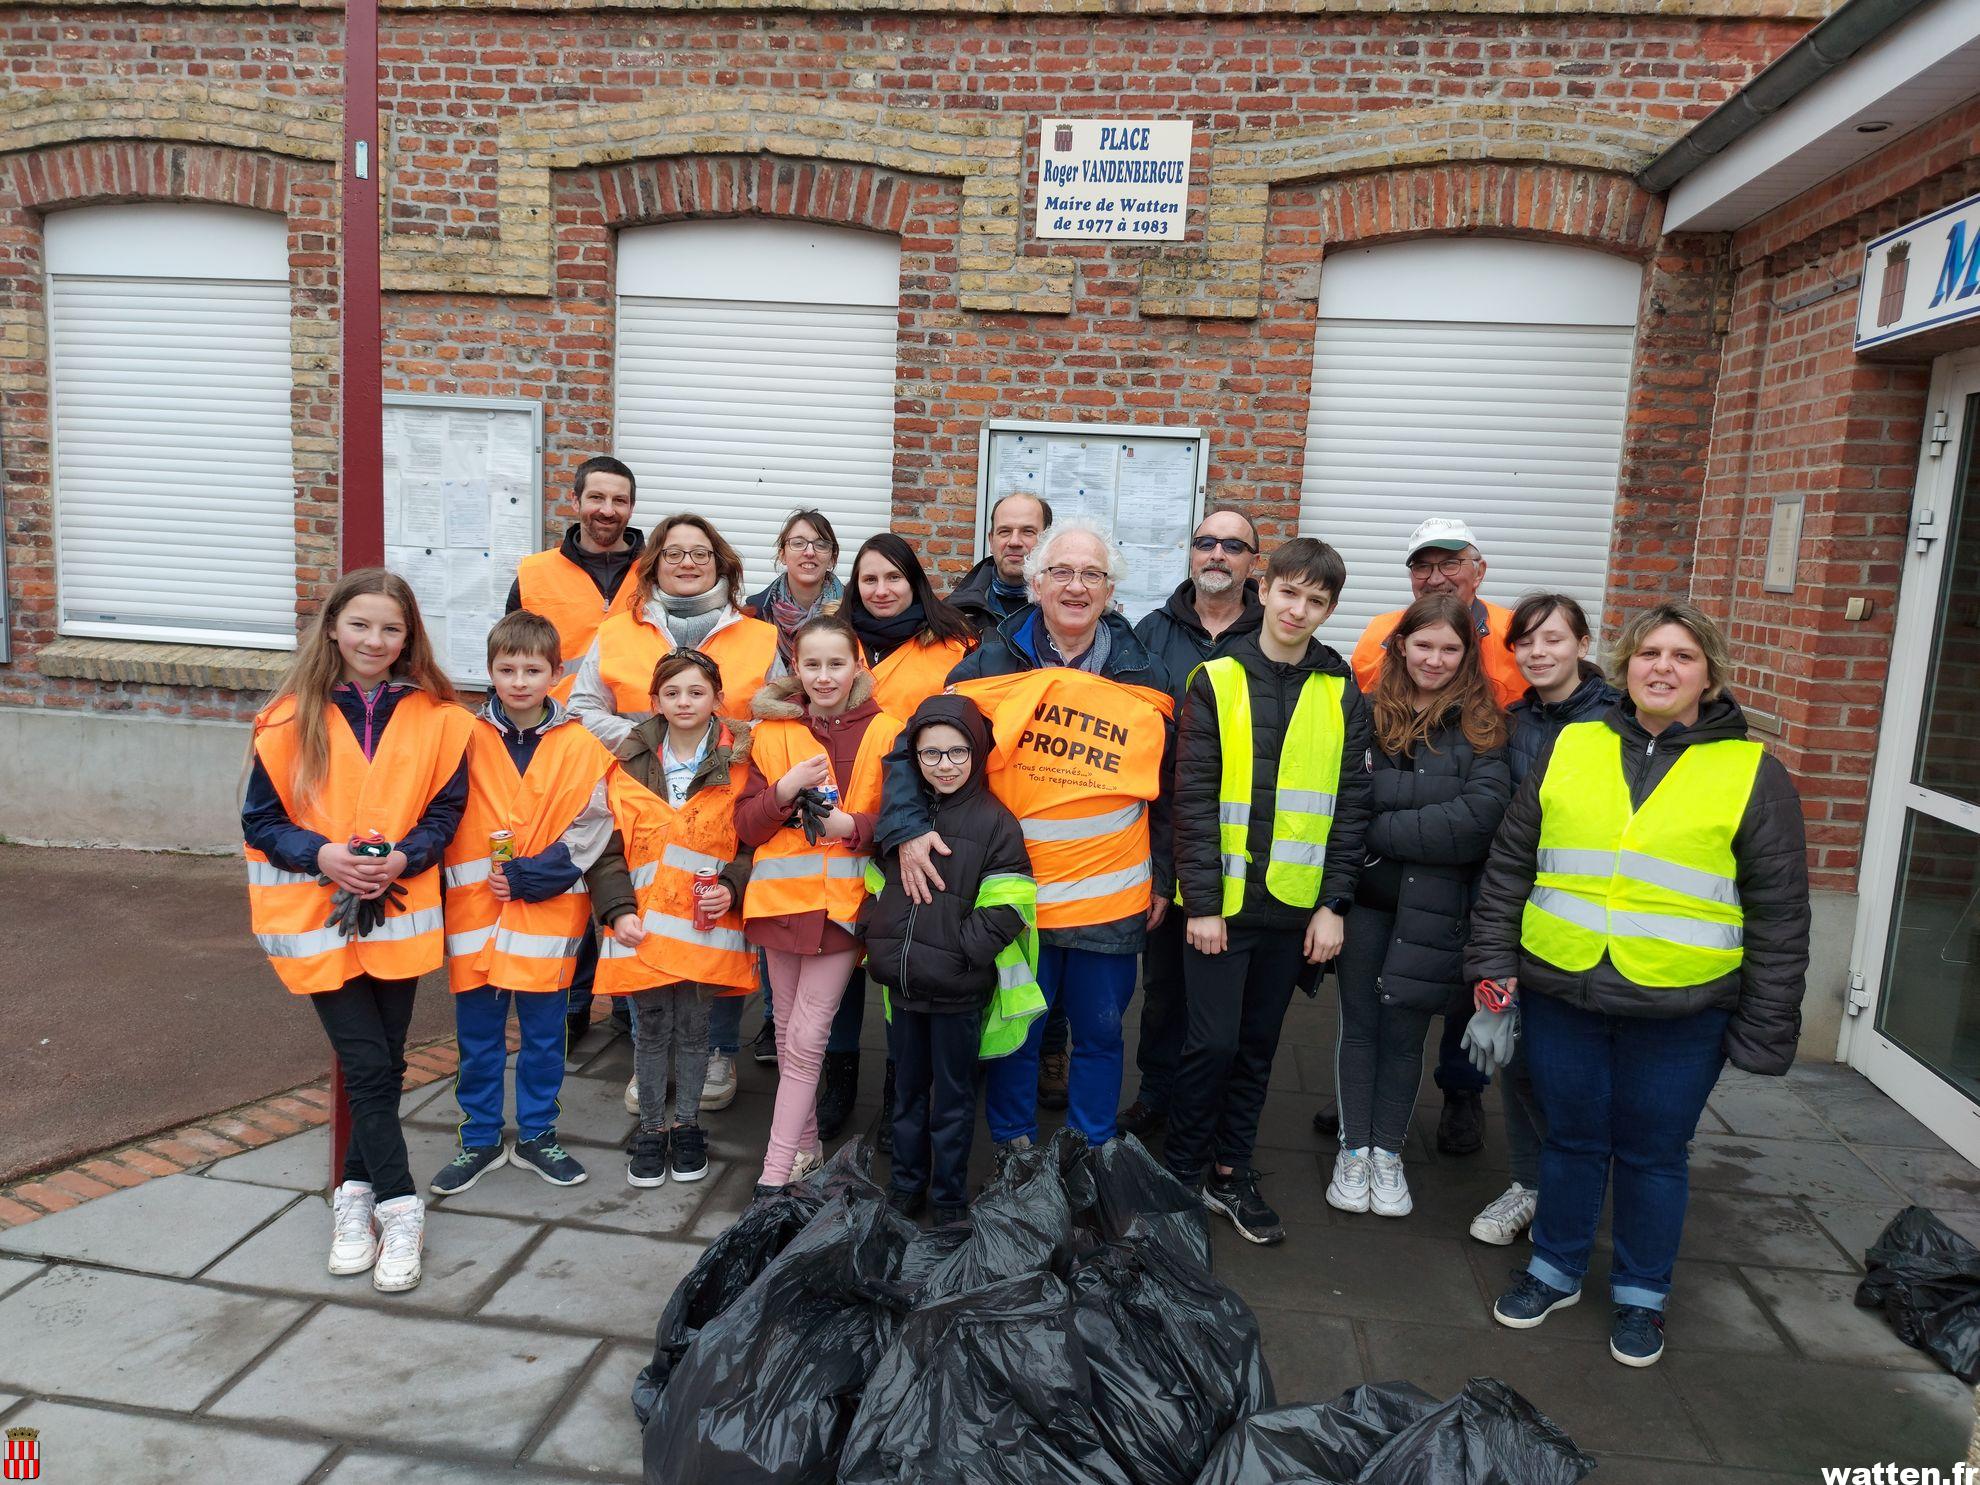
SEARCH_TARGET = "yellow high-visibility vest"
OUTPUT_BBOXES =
[1199,657,1345,915]
[1521,721,1762,988]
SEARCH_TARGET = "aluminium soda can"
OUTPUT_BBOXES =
[489,830,517,864]
[691,868,720,931]
[814,782,840,810]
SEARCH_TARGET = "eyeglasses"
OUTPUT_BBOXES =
[1407,553,1473,578]
[661,546,714,564]
[1191,535,1257,556]
[782,537,832,555]
[1043,565,1112,588]
[916,745,973,767]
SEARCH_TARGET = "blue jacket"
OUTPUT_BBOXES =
[877,605,1174,955]
[241,681,468,878]
[1505,665,1621,785]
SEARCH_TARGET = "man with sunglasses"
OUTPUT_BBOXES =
[1117,506,1267,1139]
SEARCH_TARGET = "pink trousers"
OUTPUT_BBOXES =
[759,945,859,1186]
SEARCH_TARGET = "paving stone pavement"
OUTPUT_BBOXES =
[0,987,1972,1480]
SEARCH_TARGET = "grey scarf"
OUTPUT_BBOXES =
[656,585,730,649]
[1041,614,1112,675]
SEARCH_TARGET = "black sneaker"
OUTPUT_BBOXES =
[1202,1168,1284,1246]
[1119,1099,1167,1138]
[750,1020,778,1067]
[1611,1305,1666,1367]
[669,1124,709,1184]
[1312,1099,1339,1138]
[932,1202,970,1228]
[815,1050,860,1141]
[887,1186,927,1219]
[627,1127,669,1188]
[1493,1270,1581,1329]
[511,1132,588,1187]
[429,1143,506,1197]
[1437,1089,1485,1156]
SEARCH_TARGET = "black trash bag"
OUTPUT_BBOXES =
[631,1140,883,1423]
[1080,1131,1212,1272]
[913,1137,1078,1303]
[1192,1384,1443,1484]
[1856,1204,1980,1382]
[1193,1380,1594,1485]
[895,1221,974,1292]
[1069,1240,1276,1485]
[838,1269,1134,1485]
[642,1191,912,1485]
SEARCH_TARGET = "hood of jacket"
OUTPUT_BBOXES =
[901,694,997,809]
[1154,577,1263,642]
[476,694,581,736]
[1606,690,1750,751]
[1511,663,1618,725]
[750,668,878,722]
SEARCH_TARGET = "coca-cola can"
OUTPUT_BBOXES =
[691,869,720,931]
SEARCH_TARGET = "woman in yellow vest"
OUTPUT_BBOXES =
[242,568,474,1295]
[1467,600,1810,1368]
[735,614,904,1195]
[816,532,979,1139]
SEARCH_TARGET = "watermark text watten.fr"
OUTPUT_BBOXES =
[1822,1466,1976,1484]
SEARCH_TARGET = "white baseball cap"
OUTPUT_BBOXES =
[1405,516,1480,560]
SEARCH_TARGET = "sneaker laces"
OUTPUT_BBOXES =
[1336,1147,1371,1180]
[1481,1184,1533,1223]
[377,1207,421,1265]
[529,1139,571,1164]
[447,1149,482,1170]
[333,1193,374,1244]
[1371,1149,1406,1190]
[1614,1304,1663,1343]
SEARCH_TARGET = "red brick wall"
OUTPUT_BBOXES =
[0,4,1812,730]
[1691,95,1980,891]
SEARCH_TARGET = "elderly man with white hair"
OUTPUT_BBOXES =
[874,518,1174,1154]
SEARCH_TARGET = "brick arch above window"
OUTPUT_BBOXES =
[585,155,935,242]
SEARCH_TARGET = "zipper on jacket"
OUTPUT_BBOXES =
[355,683,384,759]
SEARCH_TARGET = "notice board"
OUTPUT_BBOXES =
[382,394,543,690]
[976,419,1208,624]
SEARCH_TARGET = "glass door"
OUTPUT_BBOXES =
[1848,352,1980,1163]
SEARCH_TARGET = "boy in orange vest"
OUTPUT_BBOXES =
[433,612,615,1197]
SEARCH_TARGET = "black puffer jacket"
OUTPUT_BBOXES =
[1506,664,1620,785]
[1132,579,1263,704]
[862,696,1032,1012]
[946,557,1030,633]
[1352,709,1512,1013]
[1174,633,1372,931]
[1466,695,1811,1074]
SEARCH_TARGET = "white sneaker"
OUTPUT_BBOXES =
[1326,1147,1372,1213]
[701,1053,738,1111]
[1370,1148,1412,1217]
[624,1074,640,1116]
[328,1180,378,1275]
[1469,1181,1538,1246]
[789,1147,824,1182]
[371,1194,425,1292]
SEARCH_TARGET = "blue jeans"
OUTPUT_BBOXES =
[1434,1008,1489,1095]
[1522,992,1731,1311]
[984,945,1138,1145]
[827,968,866,1055]
[708,991,746,1056]
[454,986,568,1147]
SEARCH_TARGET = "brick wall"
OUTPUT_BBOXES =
[0,2,1814,732]
[1691,94,1980,891]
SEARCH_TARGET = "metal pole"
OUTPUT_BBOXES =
[333,0,383,1189]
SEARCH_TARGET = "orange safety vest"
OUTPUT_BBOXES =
[595,743,756,995]
[864,634,972,723]
[594,605,778,724]
[245,689,475,995]
[1351,600,1524,710]
[442,714,614,994]
[952,670,1173,930]
[515,547,638,701]
[743,711,904,935]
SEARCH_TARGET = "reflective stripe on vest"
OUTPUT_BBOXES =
[1520,721,1763,988]
[1199,657,1345,915]
[741,712,902,928]
[245,691,473,995]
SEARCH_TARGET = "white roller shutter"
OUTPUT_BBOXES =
[616,222,901,594]
[46,205,296,648]
[1298,239,1641,651]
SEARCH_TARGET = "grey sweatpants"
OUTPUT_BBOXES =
[630,984,713,1130]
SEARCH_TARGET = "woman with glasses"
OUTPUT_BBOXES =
[746,510,845,678]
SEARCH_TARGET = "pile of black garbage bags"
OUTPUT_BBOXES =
[632,1131,1595,1484]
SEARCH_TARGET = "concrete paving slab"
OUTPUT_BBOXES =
[1210,1220,1492,1327]
[209,1303,597,1455]
[400,1076,453,1117]
[322,1453,597,1484]
[6,1398,332,1483]
[0,1265,308,1409]
[1687,1132,1907,1205]
[477,1227,705,1340]
[204,1196,543,1313]
[0,1172,296,1278]
[412,1064,637,1150]
[1804,1196,1980,1271]
[1666,1353,1973,1471]
[439,1157,721,1235]
[1787,1063,1951,1149]
[1741,1265,1941,1370]
[1850,1143,1980,1211]
[1706,1068,1822,1139]
[1250,1307,1363,1404]
[0,1257,47,1299]
[527,1340,648,1477]
[688,1162,761,1239]
[1521,1260,1788,1356]
[1360,1322,1716,1461]
[1674,1190,1858,1272]
[203,1119,620,1195]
